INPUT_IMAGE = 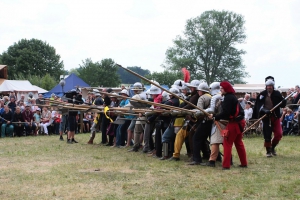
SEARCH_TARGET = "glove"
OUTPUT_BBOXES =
[194,110,204,118]
[260,107,271,115]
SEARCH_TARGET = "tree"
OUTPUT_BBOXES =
[40,73,57,91]
[78,58,121,87]
[14,73,56,91]
[69,68,80,76]
[117,66,150,84]
[145,70,182,87]
[0,38,64,80]
[165,10,249,84]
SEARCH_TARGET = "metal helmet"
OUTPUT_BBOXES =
[265,76,275,87]
[197,82,210,93]
[119,89,129,96]
[209,82,220,95]
[171,79,185,89]
[169,87,180,95]
[132,82,144,91]
[161,91,170,101]
[149,85,162,95]
[180,82,189,91]
[186,80,201,88]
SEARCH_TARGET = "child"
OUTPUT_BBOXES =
[283,108,294,135]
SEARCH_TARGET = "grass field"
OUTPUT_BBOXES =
[0,133,300,200]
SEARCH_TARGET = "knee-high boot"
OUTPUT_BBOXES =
[87,131,95,144]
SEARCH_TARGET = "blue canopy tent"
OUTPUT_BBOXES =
[43,73,90,98]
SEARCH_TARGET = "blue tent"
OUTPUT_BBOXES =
[43,73,90,98]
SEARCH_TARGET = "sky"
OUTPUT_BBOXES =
[0,0,299,88]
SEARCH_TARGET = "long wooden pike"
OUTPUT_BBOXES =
[99,91,197,115]
[116,64,209,116]
[242,91,296,134]
[47,99,179,116]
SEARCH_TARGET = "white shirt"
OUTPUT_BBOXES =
[244,108,253,120]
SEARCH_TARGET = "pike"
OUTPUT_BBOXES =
[243,91,296,134]
[99,91,198,115]
[116,64,210,116]
[47,99,178,115]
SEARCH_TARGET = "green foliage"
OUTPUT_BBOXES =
[78,58,121,87]
[14,73,57,91]
[165,10,249,84]
[145,70,182,87]
[68,68,80,76]
[40,73,57,91]
[117,66,150,84]
[0,38,64,80]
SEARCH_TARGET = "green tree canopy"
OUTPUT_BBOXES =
[68,68,80,76]
[145,70,182,87]
[14,73,57,91]
[117,66,150,84]
[78,58,121,87]
[165,10,249,84]
[0,38,64,80]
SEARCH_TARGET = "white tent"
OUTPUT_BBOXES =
[33,85,48,94]
[0,80,37,92]
[0,80,39,100]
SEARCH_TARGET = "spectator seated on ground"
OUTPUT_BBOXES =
[9,91,17,100]
[22,104,36,135]
[3,96,9,105]
[282,108,294,135]
[1,105,14,137]
[40,106,52,135]
[31,98,38,113]
[33,108,41,135]
[8,97,17,113]
[13,106,24,137]
[51,107,61,135]
[36,94,45,110]
[17,94,25,106]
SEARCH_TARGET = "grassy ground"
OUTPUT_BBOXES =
[0,133,300,200]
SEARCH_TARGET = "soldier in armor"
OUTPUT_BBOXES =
[188,82,212,165]
[127,82,147,151]
[141,84,163,154]
[168,80,201,161]
[201,82,224,167]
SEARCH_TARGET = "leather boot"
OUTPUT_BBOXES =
[216,152,222,162]
[266,147,272,157]
[271,144,277,156]
[87,132,95,144]
[271,140,279,156]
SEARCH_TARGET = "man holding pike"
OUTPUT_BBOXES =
[252,76,286,157]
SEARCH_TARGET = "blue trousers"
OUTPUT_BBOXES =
[1,124,14,137]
